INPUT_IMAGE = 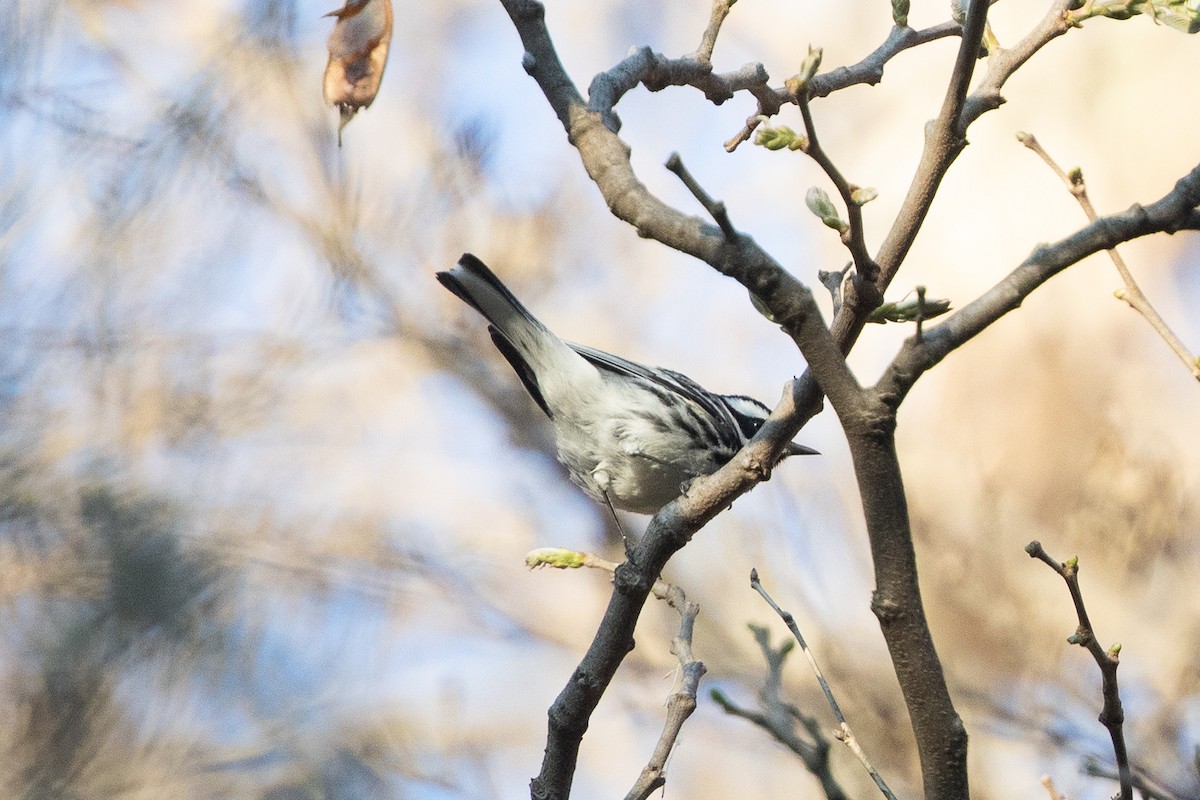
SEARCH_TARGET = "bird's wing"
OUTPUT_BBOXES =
[568,342,740,443]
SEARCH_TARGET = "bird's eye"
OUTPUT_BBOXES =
[731,411,765,439]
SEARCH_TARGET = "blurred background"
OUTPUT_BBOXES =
[1,0,1198,798]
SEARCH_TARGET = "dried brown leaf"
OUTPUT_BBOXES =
[322,0,393,145]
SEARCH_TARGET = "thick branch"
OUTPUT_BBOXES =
[841,390,969,800]
[871,0,995,293]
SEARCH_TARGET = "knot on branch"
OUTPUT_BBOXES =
[850,392,898,441]
[613,560,656,597]
[870,591,903,625]
[548,693,591,736]
[737,448,773,482]
[573,668,604,695]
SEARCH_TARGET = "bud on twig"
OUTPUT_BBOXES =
[785,46,823,96]
[867,293,952,324]
[806,186,848,233]
[850,186,879,206]
[525,548,586,569]
[753,123,807,151]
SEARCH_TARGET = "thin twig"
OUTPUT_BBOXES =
[624,579,705,800]
[693,0,733,63]
[794,93,876,282]
[750,569,898,800]
[818,263,853,319]
[1025,541,1132,800]
[665,152,738,241]
[1018,132,1200,382]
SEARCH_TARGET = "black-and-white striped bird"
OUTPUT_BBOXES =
[437,254,817,515]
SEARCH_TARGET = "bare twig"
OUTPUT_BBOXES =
[818,263,853,319]
[624,578,705,800]
[1025,541,1132,800]
[960,1,1076,127]
[693,0,733,63]
[750,569,898,800]
[665,152,738,241]
[1018,131,1200,382]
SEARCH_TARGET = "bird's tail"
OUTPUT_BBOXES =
[437,253,547,339]
[437,253,594,419]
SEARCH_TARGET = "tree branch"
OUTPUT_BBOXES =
[1018,132,1200,382]
[1026,542,1132,800]
[1083,757,1188,800]
[877,161,1200,403]
[693,0,733,63]
[725,21,964,152]
[870,0,993,294]
[498,4,966,799]
[665,151,737,241]
[960,1,1075,127]
[504,4,864,786]
[624,578,705,800]
[497,4,1193,800]
[838,388,970,800]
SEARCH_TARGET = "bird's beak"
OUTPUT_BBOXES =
[786,442,820,457]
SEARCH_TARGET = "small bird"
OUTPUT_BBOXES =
[437,254,817,516]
